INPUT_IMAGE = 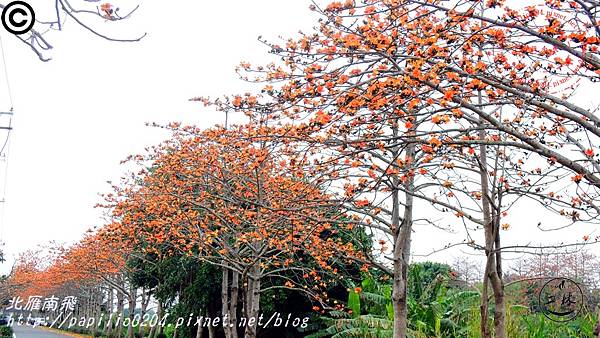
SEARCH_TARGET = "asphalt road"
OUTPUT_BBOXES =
[12,325,72,337]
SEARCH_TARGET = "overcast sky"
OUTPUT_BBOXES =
[0,0,597,275]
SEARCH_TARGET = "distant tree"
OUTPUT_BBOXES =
[452,256,483,287]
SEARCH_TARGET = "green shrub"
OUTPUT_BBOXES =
[0,326,12,338]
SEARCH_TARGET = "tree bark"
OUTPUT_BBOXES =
[138,288,150,338]
[91,290,99,337]
[105,287,114,337]
[231,270,239,338]
[116,286,125,338]
[196,319,204,338]
[391,135,415,338]
[222,267,231,338]
[480,269,490,338]
[149,267,163,338]
[222,267,239,338]
[147,303,156,338]
[126,285,137,338]
[478,115,505,338]
[493,224,505,338]
[244,264,261,338]
[157,301,165,335]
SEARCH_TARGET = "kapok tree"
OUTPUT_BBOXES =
[3,249,53,300]
[110,123,361,338]
[99,179,198,338]
[211,4,503,338]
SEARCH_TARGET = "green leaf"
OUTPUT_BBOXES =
[348,289,361,318]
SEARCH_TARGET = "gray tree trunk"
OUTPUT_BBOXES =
[126,284,137,338]
[138,288,150,338]
[105,287,114,337]
[244,265,261,338]
[148,300,164,337]
[230,270,239,338]
[116,287,125,338]
[196,320,204,338]
[222,267,239,338]
[478,115,505,338]
[391,133,415,338]
[91,290,99,337]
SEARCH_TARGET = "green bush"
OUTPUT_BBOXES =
[306,261,600,338]
[0,326,13,338]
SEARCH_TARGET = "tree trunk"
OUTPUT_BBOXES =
[222,267,239,338]
[126,285,137,338]
[106,287,114,337]
[480,269,490,338]
[230,270,239,338]
[196,321,204,338]
[391,137,415,338]
[478,116,505,338]
[139,288,150,338]
[481,252,505,338]
[391,193,414,338]
[156,301,165,335]
[492,225,505,338]
[116,288,125,338]
[91,290,99,337]
[147,305,156,338]
[244,265,261,338]
[148,301,165,337]
[493,280,506,338]
[222,267,231,338]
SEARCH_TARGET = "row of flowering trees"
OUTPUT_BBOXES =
[4,124,371,338]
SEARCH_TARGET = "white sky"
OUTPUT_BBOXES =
[0,0,316,274]
[0,0,597,276]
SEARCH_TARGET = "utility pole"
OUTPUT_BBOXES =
[0,108,12,247]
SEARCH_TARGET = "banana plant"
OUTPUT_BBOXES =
[305,276,394,338]
[306,262,480,338]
